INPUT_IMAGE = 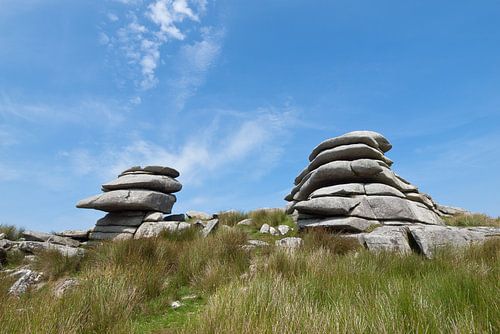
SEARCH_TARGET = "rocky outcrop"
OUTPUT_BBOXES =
[76,165,183,241]
[286,131,446,231]
[285,130,499,254]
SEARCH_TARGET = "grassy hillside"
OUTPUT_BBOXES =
[0,214,499,333]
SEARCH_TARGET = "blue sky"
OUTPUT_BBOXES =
[1,0,499,232]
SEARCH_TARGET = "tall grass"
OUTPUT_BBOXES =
[249,209,293,228]
[217,211,249,226]
[179,239,500,334]
[0,228,250,333]
[444,213,500,227]
[1,226,498,333]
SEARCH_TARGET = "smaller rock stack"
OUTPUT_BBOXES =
[77,166,182,240]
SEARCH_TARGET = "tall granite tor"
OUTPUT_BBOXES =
[77,165,182,240]
[285,131,448,233]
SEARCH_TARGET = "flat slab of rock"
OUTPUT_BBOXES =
[144,211,164,222]
[296,144,393,184]
[309,131,392,162]
[201,219,219,237]
[120,165,180,178]
[77,190,176,213]
[89,232,133,241]
[92,225,137,234]
[96,212,145,226]
[291,159,416,201]
[363,226,412,253]
[298,216,381,233]
[22,230,80,247]
[55,230,90,241]
[18,241,84,257]
[435,204,470,216]
[102,174,182,194]
[407,224,500,258]
[186,211,213,220]
[134,221,190,239]
[310,183,365,198]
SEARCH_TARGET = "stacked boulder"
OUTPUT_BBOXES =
[284,131,500,256]
[77,166,182,241]
[285,131,444,232]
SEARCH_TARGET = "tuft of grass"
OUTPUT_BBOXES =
[217,211,249,227]
[444,213,500,227]
[249,209,294,228]
[33,249,84,280]
[303,229,362,255]
[4,249,25,268]
[0,224,24,241]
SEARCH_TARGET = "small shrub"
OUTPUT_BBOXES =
[0,224,24,241]
[217,211,249,226]
[303,229,362,255]
[444,213,500,227]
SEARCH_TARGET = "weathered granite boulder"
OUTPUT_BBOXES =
[275,237,303,249]
[21,230,80,248]
[77,190,176,213]
[55,230,90,241]
[186,211,214,220]
[119,165,180,178]
[88,232,133,241]
[102,174,182,193]
[8,269,44,296]
[308,131,392,162]
[407,225,500,258]
[18,241,84,257]
[201,219,219,237]
[363,226,412,253]
[134,221,191,239]
[96,212,145,226]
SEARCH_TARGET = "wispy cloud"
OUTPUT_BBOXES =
[106,0,212,91]
[0,94,126,125]
[62,105,297,184]
[170,26,224,110]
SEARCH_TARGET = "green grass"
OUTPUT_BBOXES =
[0,223,498,334]
[444,213,500,227]
[179,239,500,334]
[217,210,249,226]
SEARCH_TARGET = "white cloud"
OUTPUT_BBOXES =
[63,106,296,185]
[107,13,119,22]
[110,0,211,91]
[0,94,126,125]
[170,26,223,110]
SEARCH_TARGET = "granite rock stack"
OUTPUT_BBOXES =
[285,131,448,233]
[77,166,182,240]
